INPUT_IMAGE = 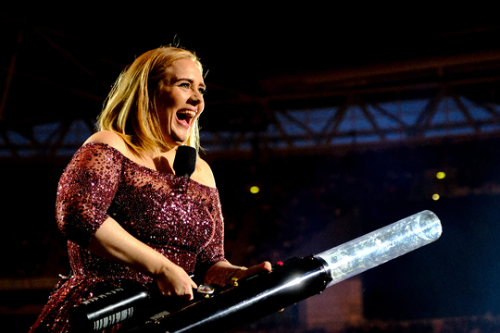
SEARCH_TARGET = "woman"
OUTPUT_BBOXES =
[29,46,271,333]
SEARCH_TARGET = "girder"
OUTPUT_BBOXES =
[2,20,500,160]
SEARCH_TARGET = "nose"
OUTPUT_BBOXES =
[188,89,203,107]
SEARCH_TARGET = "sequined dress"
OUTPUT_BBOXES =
[29,142,227,333]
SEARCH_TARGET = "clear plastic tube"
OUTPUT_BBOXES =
[315,210,442,288]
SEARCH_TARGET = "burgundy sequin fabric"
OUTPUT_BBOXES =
[29,142,227,333]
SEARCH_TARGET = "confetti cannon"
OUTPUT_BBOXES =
[71,210,442,333]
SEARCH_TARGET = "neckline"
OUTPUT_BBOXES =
[85,142,217,191]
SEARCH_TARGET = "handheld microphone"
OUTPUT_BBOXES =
[173,146,197,178]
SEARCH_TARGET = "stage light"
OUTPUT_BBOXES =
[250,186,260,194]
[432,193,440,201]
[436,172,446,179]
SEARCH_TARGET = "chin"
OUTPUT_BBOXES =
[171,133,189,145]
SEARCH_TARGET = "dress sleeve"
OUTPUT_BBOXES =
[56,142,124,248]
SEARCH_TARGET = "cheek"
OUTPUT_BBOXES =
[158,89,179,108]
[159,98,178,117]
[199,100,205,113]
[155,105,176,126]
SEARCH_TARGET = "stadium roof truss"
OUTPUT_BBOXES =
[2,21,500,160]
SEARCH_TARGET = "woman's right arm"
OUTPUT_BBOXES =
[57,131,196,299]
[88,216,197,300]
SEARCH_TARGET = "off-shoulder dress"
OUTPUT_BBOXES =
[29,142,227,333]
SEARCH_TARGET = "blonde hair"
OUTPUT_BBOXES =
[97,46,203,155]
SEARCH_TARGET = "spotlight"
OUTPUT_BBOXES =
[432,193,440,201]
[436,172,446,180]
[250,186,260,194]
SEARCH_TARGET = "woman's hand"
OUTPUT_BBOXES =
[204,261,273,287]
[155,263,198,301]
[233,261,272,281]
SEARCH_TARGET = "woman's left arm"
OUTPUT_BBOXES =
[193,159,272,286]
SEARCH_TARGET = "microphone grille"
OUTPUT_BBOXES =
[173,146,197,178]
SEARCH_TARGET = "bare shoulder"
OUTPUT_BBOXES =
[83,131,129,156]
[192,157,216,188]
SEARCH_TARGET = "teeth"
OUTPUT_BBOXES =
[177,110,196,118]
[177,110,196,122]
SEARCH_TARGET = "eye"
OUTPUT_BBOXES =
[179,82,190,88]
[199,87,207,95]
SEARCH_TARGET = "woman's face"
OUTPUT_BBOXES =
[156,58,206,146]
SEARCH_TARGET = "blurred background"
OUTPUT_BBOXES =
[2,4,500,333]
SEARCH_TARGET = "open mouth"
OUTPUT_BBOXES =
[176,110,196,127]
